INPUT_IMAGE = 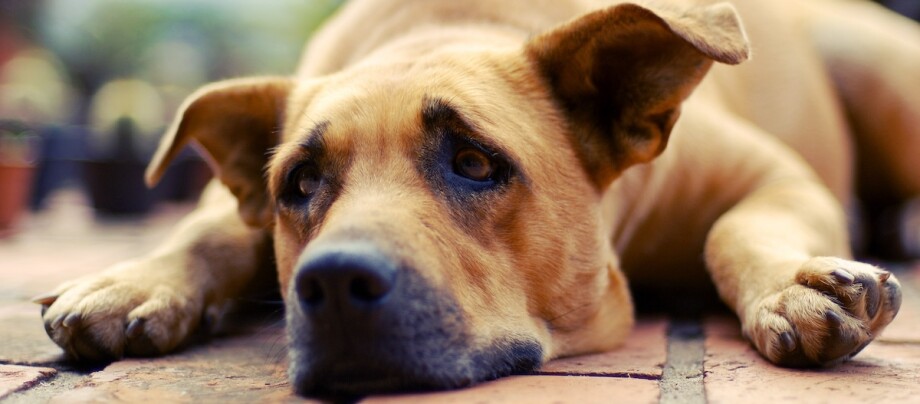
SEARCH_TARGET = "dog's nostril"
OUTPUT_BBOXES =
[349,272,392,302]
[299,277,325,306]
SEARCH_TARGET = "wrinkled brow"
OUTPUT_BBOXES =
[421,97,481,136]
[298,120,330,155]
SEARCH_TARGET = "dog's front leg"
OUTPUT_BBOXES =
[37,183,270,361]
[705,178,901,366]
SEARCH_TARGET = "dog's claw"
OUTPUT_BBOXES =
[126,318,145,339]
[855,275,881,318]
[878,271,891,283]
[62,313,82,328]
[31,293,59,306]
[820,310,853,363]
[779,331,796,353]
[51,315,65,330]
[884,281,902,316]
[831,269,854,285]
[850,340,871,359]
[826,310,843,327]
[125,318,160,356]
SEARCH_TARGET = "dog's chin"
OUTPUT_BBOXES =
[288,338,543,397]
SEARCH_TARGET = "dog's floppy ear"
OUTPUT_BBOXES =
[526,2,750,185]
[145,77,293,227]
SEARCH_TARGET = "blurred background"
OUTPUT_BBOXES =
[0,0,917,238]
[0,0,341,235]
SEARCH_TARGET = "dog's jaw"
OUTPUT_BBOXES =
[284,260,543,396]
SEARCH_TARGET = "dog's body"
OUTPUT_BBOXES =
[37,0,918,396]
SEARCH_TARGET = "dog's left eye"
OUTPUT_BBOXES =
[294,166,322,198]
[453,148,494,182]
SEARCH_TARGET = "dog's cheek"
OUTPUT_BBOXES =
[273,223,306,299]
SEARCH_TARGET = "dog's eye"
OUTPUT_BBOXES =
[295,166,322,198]
[453,148,494,182]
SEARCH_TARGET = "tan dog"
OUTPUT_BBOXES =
[36,0,917,396]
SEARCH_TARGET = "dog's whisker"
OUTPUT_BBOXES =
[546,302,593,325]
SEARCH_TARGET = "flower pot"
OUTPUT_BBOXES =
[0,123,39,235]
[0,163,35,234]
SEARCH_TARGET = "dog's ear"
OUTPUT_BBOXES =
[145,77,293,227]
[525,2,750,185]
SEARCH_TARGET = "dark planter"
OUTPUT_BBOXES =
[81,159,156,215]
[30,125,87,210]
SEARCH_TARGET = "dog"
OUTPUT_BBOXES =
[35,0,917,396]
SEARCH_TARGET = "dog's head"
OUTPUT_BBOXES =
[146,2,748,396]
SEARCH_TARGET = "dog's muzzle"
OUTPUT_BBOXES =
[285,240,542,396]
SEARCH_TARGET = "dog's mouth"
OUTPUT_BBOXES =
[312,363,415,394]
[289,337,543,397]
[295,360,460,396]
[283,241,544,396]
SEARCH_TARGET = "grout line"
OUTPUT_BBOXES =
[659,318,706,404]
[4,370,58,400]
[532,370,661,380]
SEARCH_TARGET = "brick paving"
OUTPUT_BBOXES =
[0,365,56,400]
[1,189,919,403]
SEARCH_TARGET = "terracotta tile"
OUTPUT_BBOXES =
[0,365,56,399]
[0,302,65,364]
[538,317,666,378]
[704,317,920,404]
[45,322,303,403]
[363,375,659,404]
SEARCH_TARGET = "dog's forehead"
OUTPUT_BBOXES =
[285,78,462,152]
[274,53,577,185]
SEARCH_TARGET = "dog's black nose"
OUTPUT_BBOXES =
[294,243,398,311]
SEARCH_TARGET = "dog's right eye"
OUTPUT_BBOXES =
[453,148,494,182]
[292,165,322,199]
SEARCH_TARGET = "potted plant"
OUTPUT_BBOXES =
[0,121,38,234]
[81,79,164,216]
[82,79,213,215]
[82,116,158,215]
[0,47,76,214]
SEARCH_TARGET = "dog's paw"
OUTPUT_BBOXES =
[35,260,204,362]
[744,257,901,367]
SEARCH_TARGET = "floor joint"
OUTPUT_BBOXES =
[659,317,706,404]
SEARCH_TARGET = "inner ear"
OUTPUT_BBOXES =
[146,77,294,227]
[525,2,750,186]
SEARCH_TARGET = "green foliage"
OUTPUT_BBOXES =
[40,0,343,87]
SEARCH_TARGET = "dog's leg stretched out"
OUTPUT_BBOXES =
[35,77,292,361]
[36,183,269,360]
[700,107,902,366]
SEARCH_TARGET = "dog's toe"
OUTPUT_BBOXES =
[124,318,163,357]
